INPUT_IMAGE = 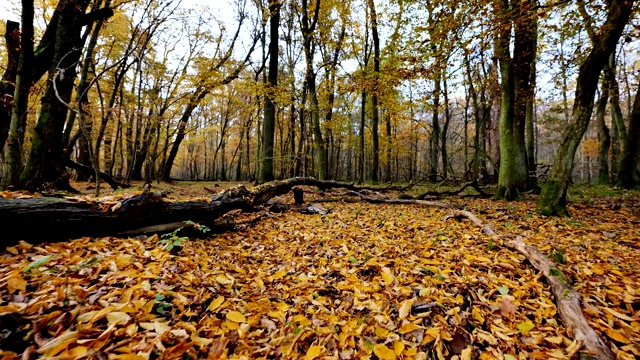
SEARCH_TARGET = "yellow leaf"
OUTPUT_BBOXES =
[472,307,485,324]
[604,308,634,322]
[111,355,146,360]
[381,267,395,284]
[375,326,390,337]
[398,299,414,319]
[544,336,564,344]
[393,340,404,355]
[58,345,88,359]
[426,327,440,339]
[207,296,225,312]
[268,310,286,320]
[37,331,80,355]
[216,274,234,285]
[373,344,397,360]
[226,311,247,323]
[191,334,214,347]
[106,312,131,326]
[605,328,631,344]
[153,321,170,335]
[294,314,311,326]
[7,275,26,293]
[398,323,420,334]
[305,345,324,360]
[461,346,473,360]
[222,320,239,330]
[6,246,18,255]
[271,269,287,280]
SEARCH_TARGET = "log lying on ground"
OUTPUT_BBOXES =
[411,180,490,200]
[450,211,614,360]
[0,177,368,244]
[0,192,251,244]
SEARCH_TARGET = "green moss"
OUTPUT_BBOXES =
[538,180,570,217]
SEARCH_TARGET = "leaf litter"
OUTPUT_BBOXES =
[0,185,638,359]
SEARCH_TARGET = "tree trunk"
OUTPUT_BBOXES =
[260,1,280,183]
[539,0,633,216]
[617,82,640,188]
[441,76,451,180]
[430,75,441,182]
[3,2,33,189]
[0,21,20,155]
[367,0,380,184]
[525,12,537,177]
[21,0,92,190]
[495,0,534,200]
[596,70,611,185]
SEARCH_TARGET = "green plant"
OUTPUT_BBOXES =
[159,228,188,251]
[184,220,211,234]
[488,238,496,251]
[23,255,54,273]
[154,294,171,314]
[550,247,565,264]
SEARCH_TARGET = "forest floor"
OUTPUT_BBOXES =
[0,181,639,359]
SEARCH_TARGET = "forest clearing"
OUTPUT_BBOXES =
[1,0,640,358]
[0,181,639,359]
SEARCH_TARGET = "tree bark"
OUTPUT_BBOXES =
[596,70,611,185]
[20,0,92,191]
[495,0,534,200]
[367,0,380,184]
[0,21,20,153]
[539,0,634,216]
[616,80,640,188]
[3,1,33,189]
[260,0,281,183]
[430,75,441,182]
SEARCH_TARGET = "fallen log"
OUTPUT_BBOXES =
[0,177,388,244]
[505,237,614,360]
[450,210,614,360]
[0,192,251,244]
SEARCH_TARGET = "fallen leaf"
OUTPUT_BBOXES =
[398,298,414,319]
[605,328,631,344]
[7,275,26,293]
[207,295,225,312]
[517,320,535,334]
[226,311,247,323]
[106,312,131,326]
[498,298,516,321]
[398,322,420,334]
[305,345,324,360]
[373,344,396,360]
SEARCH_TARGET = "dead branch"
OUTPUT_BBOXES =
[448,210,614,360]
[412,180,490,200]
[347,190,456,209]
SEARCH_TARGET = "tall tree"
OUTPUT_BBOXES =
[494,0,535,200]
[367,0,380,183]
[300,0,328,179]
[539,0,634,216]
[3,0,33,188]
[617,82,640,189]
[260,0,281,183]
[21,0,93,190]
[0,20,20,154]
